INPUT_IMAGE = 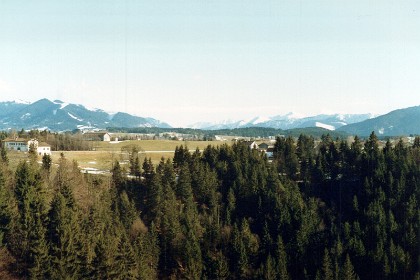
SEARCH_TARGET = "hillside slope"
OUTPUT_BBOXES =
[337,106,420,136]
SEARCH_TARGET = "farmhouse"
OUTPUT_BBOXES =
[242,140,258,150]
[83,132,111,142]
[1,138,51,156]
[2,137,34,152]
[37,142,51,156]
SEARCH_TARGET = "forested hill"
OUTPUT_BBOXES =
[0,132,419,279]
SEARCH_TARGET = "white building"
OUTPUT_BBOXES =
[2,138,51,156]
[83,132,111,142]
[242,140,258,150]
[37,142,51,156]
[2,138,34,152]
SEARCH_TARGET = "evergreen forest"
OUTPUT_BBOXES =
[0,132,419,279]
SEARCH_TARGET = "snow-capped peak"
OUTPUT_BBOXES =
[250,116,271,125]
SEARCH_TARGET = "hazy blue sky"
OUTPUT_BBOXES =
[1,1,419,127]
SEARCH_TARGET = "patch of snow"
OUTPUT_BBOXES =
[52,100,69,109]
[81,167,98,171]
[88,161,97,164]
[378,128,385,135]
[238,120,248,127]
[60,103,69,109]
[20,113,31,120]
[76,125,96,131]
[53,110,57,115]
[67,112,83,122]
[315,122,335,131]
[80,167,109,175]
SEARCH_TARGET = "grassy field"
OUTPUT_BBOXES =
[92,139,225,152]
[8,140,230,174]
[67,140,229,173]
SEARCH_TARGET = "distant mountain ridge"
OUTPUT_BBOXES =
[337,105,420,136]
[188,106,420,136]
[188,113,373,130]
[1,99,419,136]
[0,98,171,131]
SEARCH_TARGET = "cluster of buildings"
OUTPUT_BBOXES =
[82,132,111,142]
[1,137,52,156]
[242,140,274,158]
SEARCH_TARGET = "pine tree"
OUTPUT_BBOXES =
[48,191,82,279]
[28,142,38,162]
[276,235,290,280]
[181,227,203,279]
[28,212,50,279]
[173,145,191,171]
[147,172,164,224]
[176,164,193,203]
[117,191,138,231]
[225,187,236,225]
[212,251,229,279]
[128,145,141,178]
[114,232,138,279]
[159,183,182,276]
[14,161,33,211]
[135,222,159,280]
[142,157,155,182]
[41,154,52,172]
[14,179,50,279]
[322,249,334,280]
[0,146,8,164]
[341,254,358,280]
[0,166,11,246]
[262,254,277,280]
[111,160,125,190]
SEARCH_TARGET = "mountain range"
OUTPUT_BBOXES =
[336,105,420,136]
[0,99,171,131]
[0,99,419,136]
[188,113,373,131]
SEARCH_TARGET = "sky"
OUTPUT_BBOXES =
[0,1,419,127]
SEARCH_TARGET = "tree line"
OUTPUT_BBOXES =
[107,126,347,139]
[0,132,419,279]
[1,129,92,151]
